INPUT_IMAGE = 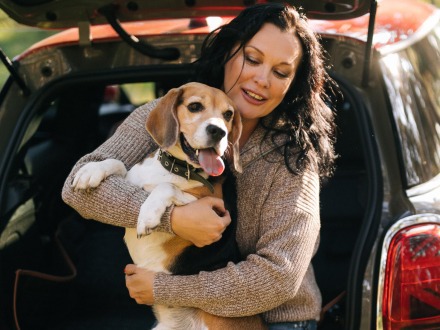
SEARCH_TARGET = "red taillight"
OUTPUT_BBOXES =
[383,223,440,329]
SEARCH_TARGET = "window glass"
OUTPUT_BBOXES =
[120,82,156,105]
[380,23,440,186]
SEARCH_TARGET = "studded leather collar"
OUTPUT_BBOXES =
[158,150,214,193]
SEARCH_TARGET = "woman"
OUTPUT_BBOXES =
[62,3,337,329]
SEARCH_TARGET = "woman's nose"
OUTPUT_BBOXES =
[253,68,270,88]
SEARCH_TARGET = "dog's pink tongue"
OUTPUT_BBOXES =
[198,149,225,176]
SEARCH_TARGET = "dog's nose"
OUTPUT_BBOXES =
[206,124,226,142]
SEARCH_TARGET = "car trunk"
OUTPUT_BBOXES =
[0,1,377,329]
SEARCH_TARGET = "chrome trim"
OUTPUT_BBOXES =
[378,10,440,55]
[407,173,440,197]
[376,214,440,329]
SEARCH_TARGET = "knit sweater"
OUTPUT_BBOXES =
[61,99,322,323]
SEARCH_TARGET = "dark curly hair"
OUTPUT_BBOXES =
[193,3,337,178]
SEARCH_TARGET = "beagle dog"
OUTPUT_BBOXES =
[71,82,267,330]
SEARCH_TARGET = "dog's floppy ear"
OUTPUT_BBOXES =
[229,109,243,173]
[146,87,183,149]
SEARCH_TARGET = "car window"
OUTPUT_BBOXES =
[380,23,440,187]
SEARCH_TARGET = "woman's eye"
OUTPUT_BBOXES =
[187,102,204,112]
[245,56,258,65]
[223,110,233,121]
[274,70,289,78]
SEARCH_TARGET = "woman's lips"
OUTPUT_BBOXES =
[242,88,266,104]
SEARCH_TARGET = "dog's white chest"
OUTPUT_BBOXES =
[124,229,173,272]
[123,151,199,272]
[125,156,171,192]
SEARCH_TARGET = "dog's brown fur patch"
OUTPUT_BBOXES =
[163,236,193,269]
[183,181,224,200]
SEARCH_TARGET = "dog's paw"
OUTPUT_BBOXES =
[71,162,107,190]
[71,159,127,190]
[136,183,177,237]
[136,199,164,237]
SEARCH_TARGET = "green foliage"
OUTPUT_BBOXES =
[0,11,56,85]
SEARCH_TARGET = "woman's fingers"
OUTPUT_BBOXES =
[124,263,137,276]
[207,196,227,215]
[124,264,156,305]
[171,197,232,247]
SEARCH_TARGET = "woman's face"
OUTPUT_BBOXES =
[223,23,303,125]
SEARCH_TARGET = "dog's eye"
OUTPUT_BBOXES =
[187,102,204,113]
[223,110,233,122]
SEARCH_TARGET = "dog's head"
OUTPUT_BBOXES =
[146,82,242,175]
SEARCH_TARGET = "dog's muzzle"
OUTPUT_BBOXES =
[180,133,225,177]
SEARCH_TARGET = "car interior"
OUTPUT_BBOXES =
[0,64,369,329]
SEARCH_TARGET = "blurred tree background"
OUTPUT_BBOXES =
[0,10,56,84]
[0,11,55,56]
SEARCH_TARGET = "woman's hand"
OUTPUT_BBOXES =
[124,264,155,305]
[171,196,231,247]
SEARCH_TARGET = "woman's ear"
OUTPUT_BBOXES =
[146,87,183,149]
[229,108,242,173]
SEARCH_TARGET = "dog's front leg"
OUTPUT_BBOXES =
[71,159,127,190]
[137,183,196,236]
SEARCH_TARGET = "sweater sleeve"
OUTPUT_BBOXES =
[153,165,321,317]
[61,99,173,231]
